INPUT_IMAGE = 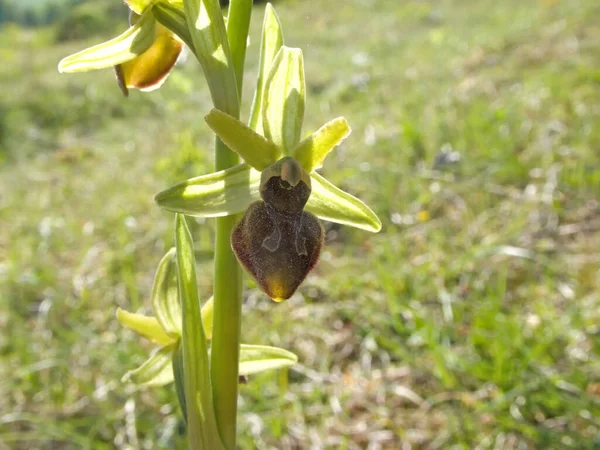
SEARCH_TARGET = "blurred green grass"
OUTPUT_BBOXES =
[1,0,599,448]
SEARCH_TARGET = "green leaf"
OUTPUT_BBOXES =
[151,248,182,338]
[116,308,174,346]
[249,4,284,133]
[239,345,298,375]
[172,340,187,422]
[58,9,156,73]
[183,0,238,116]
[306,172,382,233]
[153,1,195,50]
[262,46,305,152]
[293,117,351,173]
[175,214,224,449]
[205,109,281,171]
[155,163,261,217]
[122,343,176,386]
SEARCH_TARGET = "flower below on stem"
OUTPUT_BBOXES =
[115,247,298,387]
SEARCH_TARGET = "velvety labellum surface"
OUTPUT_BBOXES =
[232,201,323,301]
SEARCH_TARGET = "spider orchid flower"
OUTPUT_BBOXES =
[155,45,381,301]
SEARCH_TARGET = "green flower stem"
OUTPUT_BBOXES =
[209,2,252,448]
[210,139,243,450]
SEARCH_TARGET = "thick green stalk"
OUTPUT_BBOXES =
[210,140,242,450]
[210,2,252,448]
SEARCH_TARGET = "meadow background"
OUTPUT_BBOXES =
[1,0,599,448]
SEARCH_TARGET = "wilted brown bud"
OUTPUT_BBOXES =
[232,157,323,301]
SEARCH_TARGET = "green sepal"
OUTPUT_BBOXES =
[116,308,175,346]
[175,214,224,449]
[205,109,281,171]
[151,248,182,338]
[293,117,351,173]
[153,1,195,50]
[183,0,238,117]
[156,166,381,231]
[58,8,156,73]
[172,340,187,423]
[262,46,305,152]
[155,163,261,217]
[249,3,284,133]
[122,343,177,386]
[307,172,382,233]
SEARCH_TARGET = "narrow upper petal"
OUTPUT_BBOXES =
[292,117,351,173]
[205,109,281,171]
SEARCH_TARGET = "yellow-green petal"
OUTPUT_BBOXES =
[58,9,156,73]
[205,109,281,171]
[116,308,175,346]
[293,117,351,173]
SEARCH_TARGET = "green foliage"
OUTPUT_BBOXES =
[55,1,126,42]
[1,0,599,448]
[0,0,120,29]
